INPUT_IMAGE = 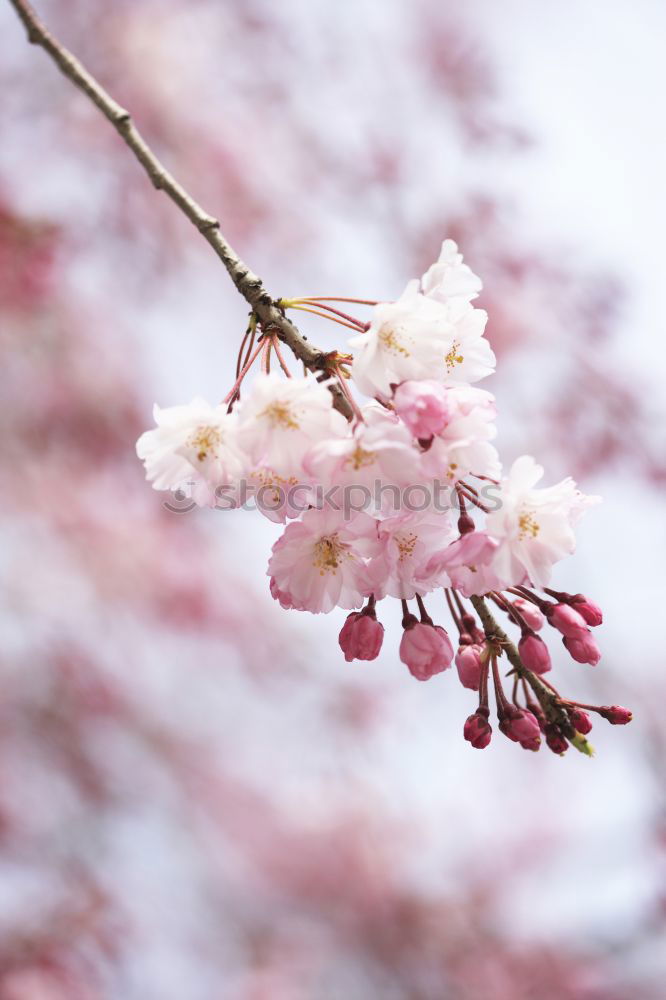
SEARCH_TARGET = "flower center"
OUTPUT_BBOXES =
[261,401,300,430]
[519,509,540,540]
[395,531,418,562]
[345,444,376,470]
[379,324,410,357]
[313,533,348,575]
[188,424,223,462]
[445,341,464,371]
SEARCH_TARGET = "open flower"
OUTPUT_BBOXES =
[485,455,600,588]
[349,281,495,399]
[304,403,421,497]
[267,508,379,614]
[237,373,348,481]
[136,397,245,494]
[348,281,454,398]
[367,509,456,600]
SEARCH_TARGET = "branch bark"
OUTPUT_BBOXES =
[7,0,353,418]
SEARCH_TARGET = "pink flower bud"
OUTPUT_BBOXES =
[544,724,568,755]
[464,711,492,749]
[518,633,551,675]
[392,380,450,439]
[455,643,484,691]
[519,734,541,752]
[563,632,601,665]
[512,598,544,631]
[571,595,603,627]
[599,705,633,725]
[399,621,454,681]
[502,709,541,744]
[569,709,593,734]
[547,603,588,638]
[338,611,385,662]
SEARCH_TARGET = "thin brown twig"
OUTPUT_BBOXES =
[7,0,352,419]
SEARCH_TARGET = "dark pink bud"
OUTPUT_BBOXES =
[399,621,454,681]
[464,711,492,749]
[503,709,541,744]
[339,611,384,662]
[512,598,544,631]
[519,735,541,752]
[455,643,484,691]
[569,709,593,734]
[563,632,601,665]
[544,724,569,755]
[518,633,551,675]
[547,603,588,638]
[571,596,603,627]
[599,705,633,725]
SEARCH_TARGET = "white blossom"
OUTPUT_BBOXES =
[485,455,600,588]
[136,397,245,494]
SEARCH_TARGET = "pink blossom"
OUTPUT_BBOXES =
[512,597,544,631]
[455,643,484,691]
[563,632,601,665]
[420,385,500,485]
[422,530,497,590]
[392,380,450,439]
[464,711,492,749]
[518,633,551,675]
[338,610,384,662]
[547,602,589,638]
[304,402,420,493]
[267,508,379,614]
[399,620,454,681]
[269,577,306,611]
[368,509,456,600]
[237,373,348,481]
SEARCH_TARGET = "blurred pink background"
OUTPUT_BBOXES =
[1,1,665,997]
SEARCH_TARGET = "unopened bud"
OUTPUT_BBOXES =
[544,724,569,755]
[547,603,588,639]
[571,595,603,627]
[563,632,601,666]
[464,711,492,749]
[569,708,593,735]
[512,598,545,631]
[599,705,633,725]
[518,633,552,675]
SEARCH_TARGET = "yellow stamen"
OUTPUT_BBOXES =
[445,341,464,371]
[379,324,410,357]
[188,425,223,462]
[519,509,540,540]
[313,533,348,575]
[396,532,418,562]
[261,401,300,430]
[345,444,376,470]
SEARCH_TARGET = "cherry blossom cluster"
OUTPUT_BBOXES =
[137,240,631,756]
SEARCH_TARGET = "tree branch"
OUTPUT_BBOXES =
[7,0,353,418]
